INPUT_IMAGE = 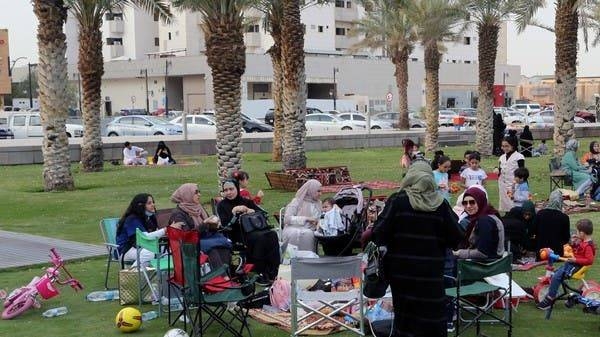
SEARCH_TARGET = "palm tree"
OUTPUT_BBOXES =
[409,0,464,152]
[280,0,307,169]
[461,0,540,157]
[172,0,254,179]
[353,0,417,130]
[67,0,171,172]
[33,0,75,191]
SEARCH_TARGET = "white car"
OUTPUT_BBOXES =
[503,111,528,124]
[438,110,457,126]
[2,112,83,138]
[531,109,555,124]
[304,113,361,131]
[511,103,542,115]
[336,112,392,129]
[170,114,217,136]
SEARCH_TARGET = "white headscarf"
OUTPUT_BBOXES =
[566,139,579,152]
[291,179,322,218]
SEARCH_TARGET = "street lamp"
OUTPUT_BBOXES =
[28,63,38,109]
[140,69,149,114]
[73,72,82,113]
[164,60,172,115]
[502,72,509,107]
[332,67,339,110]
[9,56,27,76]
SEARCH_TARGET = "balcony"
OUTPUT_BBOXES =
[110,44,124,58]
[109,19,124,34]
[334,7,358,22]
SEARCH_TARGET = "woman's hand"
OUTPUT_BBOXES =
[306,218,319,228]
[232,205,253,214]
[170,222,184,229]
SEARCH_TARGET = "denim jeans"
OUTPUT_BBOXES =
[546,262,579,298]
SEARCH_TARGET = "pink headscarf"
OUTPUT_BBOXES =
[170,183,208,228]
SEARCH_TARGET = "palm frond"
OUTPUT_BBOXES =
[513,0,546,33]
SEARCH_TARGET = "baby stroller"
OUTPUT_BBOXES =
[588,159,600,200]
[315,185,373,256]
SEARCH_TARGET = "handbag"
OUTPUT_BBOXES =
[118,267,156,305]
[239,212,269,233]
[363,242,389,299]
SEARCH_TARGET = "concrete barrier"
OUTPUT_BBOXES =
[1,125,600,165]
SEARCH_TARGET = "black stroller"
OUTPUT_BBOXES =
[315,185,373,256]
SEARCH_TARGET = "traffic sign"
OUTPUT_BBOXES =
[386,92,393,102]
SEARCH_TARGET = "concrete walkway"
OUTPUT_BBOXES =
[0,230,105,269]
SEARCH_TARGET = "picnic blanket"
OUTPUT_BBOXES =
[535,200,600,215]
[320,181,400,194]
[248,309,347,335]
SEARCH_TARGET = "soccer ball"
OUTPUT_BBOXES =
[115,307,142,333]
[164,328,190,337]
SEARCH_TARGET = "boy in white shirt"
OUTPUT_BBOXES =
[460,152,487,188]
[122,141,147,165]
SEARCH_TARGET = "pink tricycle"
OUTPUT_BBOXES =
[2,248,83,319]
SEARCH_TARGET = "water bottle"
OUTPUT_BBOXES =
[160,296,183,310]
[42,306,68,318]
[141,310,158,321]
[86,290,119,302]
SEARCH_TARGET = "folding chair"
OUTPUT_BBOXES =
[445,254,513,337]
[99,217,133,289]
[135,228,172,315]
[549,157,572,194]
[290,256,365,337]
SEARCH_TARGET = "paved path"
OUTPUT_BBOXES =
[0,230,105,269]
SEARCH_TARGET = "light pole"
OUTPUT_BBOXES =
[28,63,38,109]
[333,67,339,110]
[9,56,27,76]
[140,69,149,114]
[502,72,509,107]
[164,60,172,115]
[74,72,82,113]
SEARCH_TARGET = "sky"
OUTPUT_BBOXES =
[1,2,600,77]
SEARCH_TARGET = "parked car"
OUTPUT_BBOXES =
[337,112,392,129]
[105,115,182,136]
[375,111,425,128]
[438,110,457,126]
[511,103,542,115]
[304,113,361,131]
[241,113,273,132]
[264,107,325,126]
[119,108,148,116]
[531,109,555,124]
[494,107,518,116]
[576,110,596,123]
[1,106,22,112]
[503,111,528,124]
[170,114,216,135]
[0,115,15,139]
[0,112,83,138]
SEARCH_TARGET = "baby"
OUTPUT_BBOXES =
[319,198,344,236]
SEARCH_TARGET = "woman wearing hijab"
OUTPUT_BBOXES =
[373,160,463,337]
[169,183,231,266]
[153,141,176,165]
[561,139,593,196]
[498,135,525,212]
[453,187,505,260]
[581,141,600,166]
[519,125,534,157]
[216,179,280,284]
[282,179,322,252]
[534,189,571,259]
[501,201,536,262]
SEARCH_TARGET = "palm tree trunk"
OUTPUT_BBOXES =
[424,41,441,153]
[281,0,307,170]
[268,25,284,162]
[392,45,410,130]
[33,0,74,191]
[553,0,578,157]
[205,20,246,179]
[78,23,104,172]
[475,22,499,157]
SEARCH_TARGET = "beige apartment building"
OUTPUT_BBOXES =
[518,75,600,107]
[0,29,10,107]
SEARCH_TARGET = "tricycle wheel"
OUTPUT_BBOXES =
[1,297,34,320]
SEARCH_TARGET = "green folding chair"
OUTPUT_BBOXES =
[135,228,172,315]
[445,254,513,337]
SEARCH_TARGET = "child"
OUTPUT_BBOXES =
[319,198,344,236]
[460,152,487,188]
[432,153,451,202]
[400,139,420,168]
[537,219,596,310]
[511,167,530,208]
[232,170,264,205]
[532,139,548,157]
[460,150,474,174]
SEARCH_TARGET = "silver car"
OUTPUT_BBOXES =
[106,115,182,136]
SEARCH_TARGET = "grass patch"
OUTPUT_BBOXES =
[1,143,600,336]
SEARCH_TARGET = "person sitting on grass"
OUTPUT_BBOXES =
[537,219,596,310]
[123,141,147,166]
[152,141,176,165]
[532,139,548,157]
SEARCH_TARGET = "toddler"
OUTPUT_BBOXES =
[319,198,344,236]
[511,167,530,208]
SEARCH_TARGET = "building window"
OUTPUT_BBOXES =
[318,26,324,33]
[335,27,346,36]
[335,0,345,8]
[411,58,418,62]
[154,37,159,46]
[168,32,171,40]
[464,60,471,64]
[153,11,159,21]
[246,25,260,33]
[105,13,123,20]
[106,38,123,45]
[464,36,471,45]
[346,1,352,8]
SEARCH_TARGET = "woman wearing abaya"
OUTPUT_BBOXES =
[501,201,536,262]
[283,179,322,252]
[216,179,280,284]
[493,111,506,156]
[373,160,463,337]
[534,189,571,259]
[519,125,534,157]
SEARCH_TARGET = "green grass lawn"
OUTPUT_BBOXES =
[1,144,600,336]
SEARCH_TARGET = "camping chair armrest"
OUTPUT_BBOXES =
[444,274,457,283]
[105,242,119,248]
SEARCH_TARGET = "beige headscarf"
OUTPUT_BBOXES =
[292,179,323,217]
[170,183,209,228]
[399,160,445,212]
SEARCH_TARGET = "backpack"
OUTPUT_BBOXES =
[269,277,291,311]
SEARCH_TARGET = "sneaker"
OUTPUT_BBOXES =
[537,296,554,310]
[447,322,455,333]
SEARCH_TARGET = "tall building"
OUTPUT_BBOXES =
[0,29,11,107]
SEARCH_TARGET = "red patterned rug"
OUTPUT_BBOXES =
[320,180,400,193]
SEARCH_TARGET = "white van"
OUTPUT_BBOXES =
[510,103,542,115]
[1,112,84,139]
